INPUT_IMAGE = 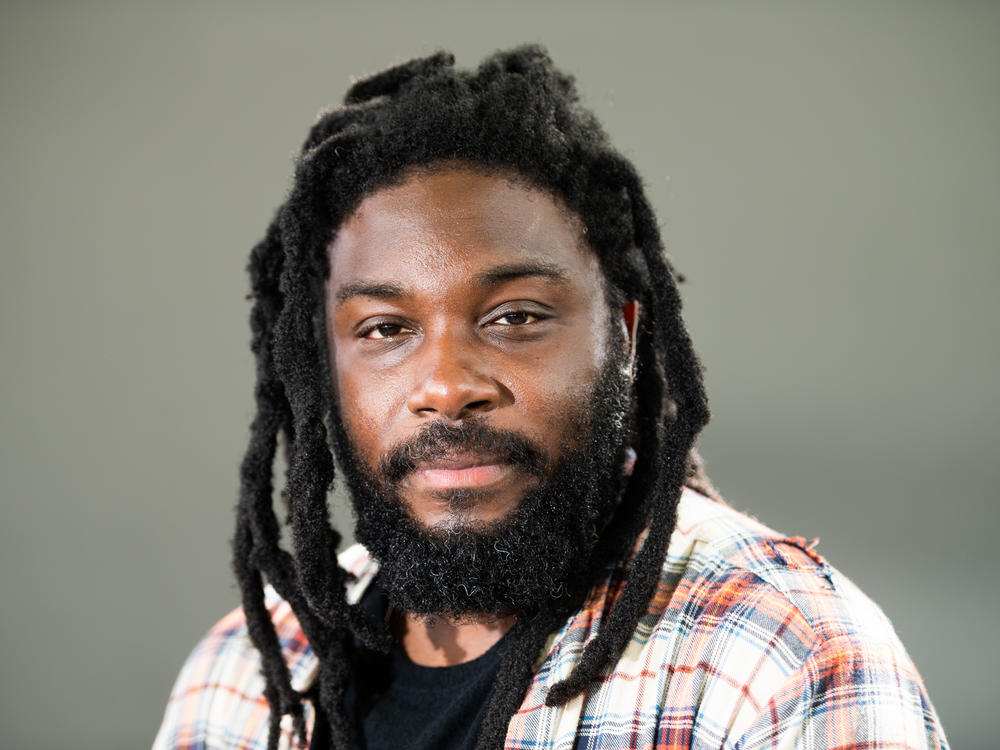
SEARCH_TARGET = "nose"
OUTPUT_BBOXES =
[406,331,502,421]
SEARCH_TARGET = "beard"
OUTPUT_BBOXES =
[330,350,634,619]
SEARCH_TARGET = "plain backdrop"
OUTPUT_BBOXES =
[1,1,996,748]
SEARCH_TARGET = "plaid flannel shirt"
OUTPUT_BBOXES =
[153,489,948,749]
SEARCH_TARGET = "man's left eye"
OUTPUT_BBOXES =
[492,311,539,326]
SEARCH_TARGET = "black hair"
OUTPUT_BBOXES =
[233,45,712,749]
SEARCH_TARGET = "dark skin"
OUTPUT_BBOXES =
[325,166,636,666]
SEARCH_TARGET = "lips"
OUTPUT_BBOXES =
[377,420,548,490]
[408,452,513,490]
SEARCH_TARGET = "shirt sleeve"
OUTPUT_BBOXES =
[733,633,949,750]
[151,608,277,750]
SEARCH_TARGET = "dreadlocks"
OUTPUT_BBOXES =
[234,45,712,750]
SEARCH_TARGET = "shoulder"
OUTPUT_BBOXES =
[152,546,376,750]
[670,490,951,703]
[545,488,911,667]
[667,488,896,648]
[151,591,312,750]
[660,490,948,748]
[515,490,949,749]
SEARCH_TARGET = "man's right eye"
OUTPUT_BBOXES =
[359,322,406,340]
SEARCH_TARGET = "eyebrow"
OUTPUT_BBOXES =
[334,281,407,305]
[333,262,570,306]
[471,262,571,288]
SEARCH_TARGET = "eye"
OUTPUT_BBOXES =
[358,321,408,340]
[492,310,541,326]
[482,303,553,337]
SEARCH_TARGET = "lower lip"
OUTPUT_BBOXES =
[415,464,511,489]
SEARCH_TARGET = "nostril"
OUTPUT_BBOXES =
[465,400,492,412]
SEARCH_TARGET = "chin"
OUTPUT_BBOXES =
[406,486,529,531]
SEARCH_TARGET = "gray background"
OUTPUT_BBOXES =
[1,1,996,748]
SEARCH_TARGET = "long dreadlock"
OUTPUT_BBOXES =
[233,45,712,750]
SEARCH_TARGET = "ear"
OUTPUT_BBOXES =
[622,300,640,372]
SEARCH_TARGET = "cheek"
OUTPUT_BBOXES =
[334,360,392,462]
[509,353,604,441]
[334,353,427,468]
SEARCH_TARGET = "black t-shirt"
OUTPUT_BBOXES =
[310,580,508,750]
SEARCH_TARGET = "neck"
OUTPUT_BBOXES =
[393,609,516,667]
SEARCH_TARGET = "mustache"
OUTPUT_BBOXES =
[378,419,549,483]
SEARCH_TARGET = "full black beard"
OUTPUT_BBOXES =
[330,352,633,619]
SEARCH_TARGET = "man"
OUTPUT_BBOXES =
[154,47,948,750]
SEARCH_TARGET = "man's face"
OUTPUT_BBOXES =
[324,166,634,615]
[326,167,623,528]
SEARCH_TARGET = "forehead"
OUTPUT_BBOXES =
[326,167,603,292]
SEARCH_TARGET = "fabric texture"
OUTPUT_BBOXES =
[153,489,949,749]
